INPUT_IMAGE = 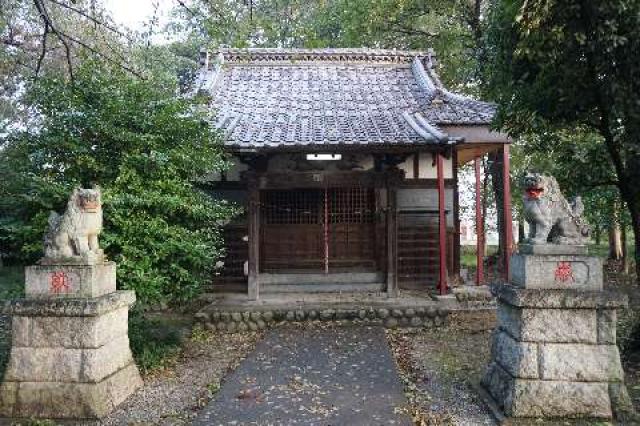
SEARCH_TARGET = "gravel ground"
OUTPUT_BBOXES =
[98,328,262,426]
[387,311,497,426]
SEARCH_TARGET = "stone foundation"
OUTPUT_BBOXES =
[196,305,451,332]
[0,290,142,419]
[482,283,629,419]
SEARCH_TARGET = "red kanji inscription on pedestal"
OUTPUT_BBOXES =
[50,271,71,294]
[554,261,574,283]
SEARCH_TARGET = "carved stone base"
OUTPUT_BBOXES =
[25,261,116,299]
[482,283,630,419]
[511,253,602,291]
[0,291,142,419]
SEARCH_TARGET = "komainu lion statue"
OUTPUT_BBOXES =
[43,186,104,262]
[522,173,590,245]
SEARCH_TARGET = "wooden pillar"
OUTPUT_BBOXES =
[502,144,513,281]
[247,177,260,300]
[474,157,484,286]
[386,186,398,297]
[436,152,448,295]
[452,149,460,279]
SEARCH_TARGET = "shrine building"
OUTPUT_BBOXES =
[193,48,512,300]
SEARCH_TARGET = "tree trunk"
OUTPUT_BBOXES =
[576,0,640,283]
[627,198,640,283]
[594,226,601,245]
[621,225,629,275]
[617,180,640,282]
[609,222,623,260]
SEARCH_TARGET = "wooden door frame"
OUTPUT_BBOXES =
[246,169,403,299]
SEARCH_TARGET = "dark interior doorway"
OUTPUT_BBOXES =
[260,187,377,273]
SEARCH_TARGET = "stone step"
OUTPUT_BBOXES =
[261,282,385,293]
[259,272,383,285]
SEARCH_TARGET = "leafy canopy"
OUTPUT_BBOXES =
[174,0,487,91]
[0,60,236,304]
[484,0,640,275]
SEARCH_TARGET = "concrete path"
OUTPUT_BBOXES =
[193,325,412,425]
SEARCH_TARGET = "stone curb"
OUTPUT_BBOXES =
[3,290,136,317]
[195,306,450,333]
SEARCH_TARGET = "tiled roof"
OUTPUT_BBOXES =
[193,48,496,149]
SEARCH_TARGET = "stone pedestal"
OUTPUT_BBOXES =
[511,252,603,291]
[25,261,116,298]
[0,268,142,419]
[482,281,630,419]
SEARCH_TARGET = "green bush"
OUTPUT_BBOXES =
[0,61,237,304]
[128,310,183,374]
[0,266,24,301]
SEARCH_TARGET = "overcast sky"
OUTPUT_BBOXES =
[103,0,175,36]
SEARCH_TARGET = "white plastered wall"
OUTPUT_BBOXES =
[397,153,453,179]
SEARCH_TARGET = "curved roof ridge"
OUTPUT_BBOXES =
[422,63,496,108]
[201,47,435,64]
[411,57,437,95]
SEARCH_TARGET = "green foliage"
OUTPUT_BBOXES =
[0,265,24,301]
[485,0,640,134]
[177,0,487,91]
[128,310,183,374]
[509,129,628,233]
[485,0,640,276]
[0,60,237,304]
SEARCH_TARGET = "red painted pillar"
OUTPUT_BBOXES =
[502,145,513,281]
[474,157,484,286]
[436,152,448,295]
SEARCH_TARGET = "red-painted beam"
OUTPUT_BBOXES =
[502,145,513,281]
[436,152,448,295]
[474,157,484,286]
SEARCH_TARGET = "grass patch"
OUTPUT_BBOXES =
[460,245,499,268]
[128,310,185,375]
[460,243,636,268]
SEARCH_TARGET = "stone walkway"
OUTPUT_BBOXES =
[193,324,411,425]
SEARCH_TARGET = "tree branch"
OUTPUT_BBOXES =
[175,0,198,17]
[389,24,438,39]
[35,24,49,76]
[30,0,144,80]
[33,0,74,80]
[61,31,144,78]
[45,0,132,41]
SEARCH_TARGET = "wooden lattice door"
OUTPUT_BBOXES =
[260,187,377,273]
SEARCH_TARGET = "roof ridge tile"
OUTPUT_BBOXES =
[202,48,435,64]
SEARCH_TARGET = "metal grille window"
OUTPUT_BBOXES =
[261,190,322,224]
[328,187,375,224]
[260,187,377,273]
